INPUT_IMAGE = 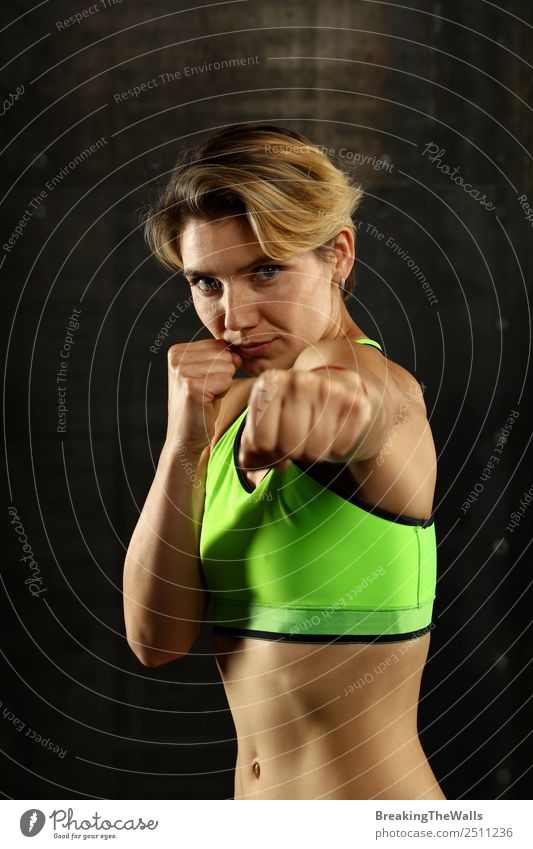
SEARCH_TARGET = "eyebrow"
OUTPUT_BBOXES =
[183,253,276,280]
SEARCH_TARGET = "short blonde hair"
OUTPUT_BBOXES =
[143,122,364,301]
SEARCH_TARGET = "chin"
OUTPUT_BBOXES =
[238,349,292,376]
[244,363,264,376]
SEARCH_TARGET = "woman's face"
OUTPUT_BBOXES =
[180,215,353,375]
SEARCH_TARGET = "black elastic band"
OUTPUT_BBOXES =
[212,623,433,644]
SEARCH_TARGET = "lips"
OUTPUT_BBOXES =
[231,338,277,355]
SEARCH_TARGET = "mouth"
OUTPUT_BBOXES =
[230,338,277,356]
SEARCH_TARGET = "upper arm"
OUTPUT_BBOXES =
[292,339,428,459]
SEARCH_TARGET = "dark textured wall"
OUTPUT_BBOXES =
[2,0,532,802]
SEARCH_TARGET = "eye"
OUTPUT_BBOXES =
[253,264,281,280]
[187,264,281,295]
[190,277,221,294]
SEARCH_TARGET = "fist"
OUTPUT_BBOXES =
[238,367,372,471]
[165,338,242,453]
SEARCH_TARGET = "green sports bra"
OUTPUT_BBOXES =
[199,338,437,644]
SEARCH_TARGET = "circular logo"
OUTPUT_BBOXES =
[20,809,46,836]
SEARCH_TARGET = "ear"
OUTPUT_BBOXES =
[331,227,355,284]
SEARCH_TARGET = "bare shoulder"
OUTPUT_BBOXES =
[292,337,427,417]
[387,361,428,417]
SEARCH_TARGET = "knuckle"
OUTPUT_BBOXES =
[329,442,350,461]
[167,343,183,362]
[181,376,198,397]
[267,367,287,385]
[292,371,314,396]
[342,390,359,411]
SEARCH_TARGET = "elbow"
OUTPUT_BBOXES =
[126,637,192,667]
[123,594,207,667]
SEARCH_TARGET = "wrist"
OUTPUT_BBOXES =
[161,437,205,465]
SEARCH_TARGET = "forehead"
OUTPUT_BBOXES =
[181,216,261,275]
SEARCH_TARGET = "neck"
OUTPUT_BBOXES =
[324,296,363,342]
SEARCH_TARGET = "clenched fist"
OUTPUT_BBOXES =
[238,367,373,471]
[166,338,242,455]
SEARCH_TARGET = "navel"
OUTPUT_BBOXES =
[252,760,261,779]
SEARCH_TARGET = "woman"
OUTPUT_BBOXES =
[123,123,445,800]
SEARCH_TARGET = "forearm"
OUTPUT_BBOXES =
[123,441,207,665]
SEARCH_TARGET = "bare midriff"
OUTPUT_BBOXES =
[213,631,446,800]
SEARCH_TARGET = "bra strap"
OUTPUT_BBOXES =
[354,338,383,352]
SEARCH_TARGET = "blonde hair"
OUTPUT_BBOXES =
[143,122,364,301]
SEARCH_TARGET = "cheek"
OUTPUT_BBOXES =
[289,262,330,301]
[281,277,330,320]
[192,295,221,326]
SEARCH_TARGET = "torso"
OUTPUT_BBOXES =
[214,631,443,799]
[206,339,444,799]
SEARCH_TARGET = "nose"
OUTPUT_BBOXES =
[222,280,260,333]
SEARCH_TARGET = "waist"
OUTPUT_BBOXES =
[214,631,431,743]
[218,632,438,799]
[234,735,439,800]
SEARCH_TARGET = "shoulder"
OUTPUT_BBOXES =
[292,338,427,416]
[291,337,384,372]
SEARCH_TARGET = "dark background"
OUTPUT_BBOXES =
[1,0,532,801]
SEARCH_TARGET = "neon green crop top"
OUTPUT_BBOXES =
[199,339,437,644]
